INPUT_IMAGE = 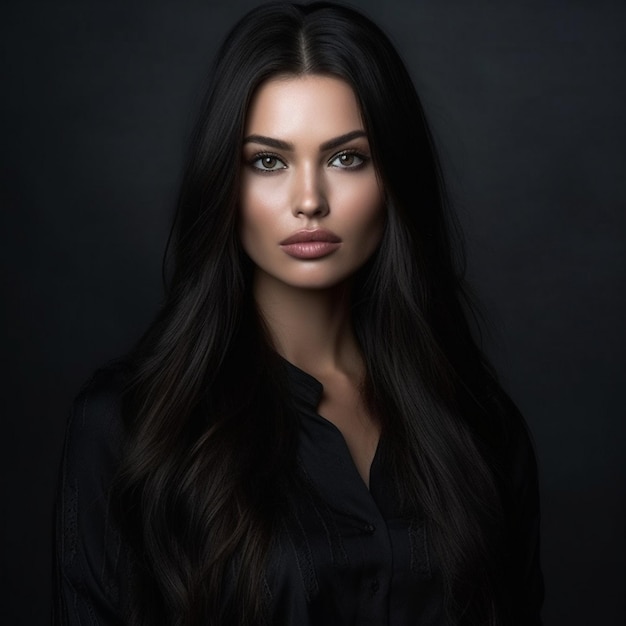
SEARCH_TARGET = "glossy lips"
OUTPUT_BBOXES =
[279,229,342,259]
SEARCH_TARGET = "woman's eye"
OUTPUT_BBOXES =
[250,154,286,172]
[329,152,366,169]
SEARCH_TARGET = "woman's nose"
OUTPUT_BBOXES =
[291,164,329,218]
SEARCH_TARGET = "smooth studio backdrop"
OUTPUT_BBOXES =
[1,1,624,624]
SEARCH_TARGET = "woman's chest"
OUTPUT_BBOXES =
[263,420,444,625]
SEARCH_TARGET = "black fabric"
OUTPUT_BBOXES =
[53,362,543,625]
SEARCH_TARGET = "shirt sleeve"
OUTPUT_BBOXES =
[53,368,128,626]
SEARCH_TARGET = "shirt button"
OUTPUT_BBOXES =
[369,578,380,596]
[363,523,376,534]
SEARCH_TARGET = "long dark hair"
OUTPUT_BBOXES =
[116,2,520,624]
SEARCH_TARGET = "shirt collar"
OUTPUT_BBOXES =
[280,356,324,410]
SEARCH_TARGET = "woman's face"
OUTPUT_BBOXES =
[239,74,385,291]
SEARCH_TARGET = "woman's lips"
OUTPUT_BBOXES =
[280,229,342,259]
[281,241,341,259]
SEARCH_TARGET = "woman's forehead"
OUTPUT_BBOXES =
[243,75,366,143]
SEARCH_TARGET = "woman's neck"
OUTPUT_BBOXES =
[253,270,363,379]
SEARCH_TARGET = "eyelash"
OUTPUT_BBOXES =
[247,149,370,173]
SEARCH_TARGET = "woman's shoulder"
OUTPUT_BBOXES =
[62,361,130,480]
[73,360,128,415]
[489,389,539,490]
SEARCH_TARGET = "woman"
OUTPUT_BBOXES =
[54,2,543,625]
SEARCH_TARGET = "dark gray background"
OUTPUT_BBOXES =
[1,1,624,624]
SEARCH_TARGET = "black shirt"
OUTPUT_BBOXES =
[54,362,543,625]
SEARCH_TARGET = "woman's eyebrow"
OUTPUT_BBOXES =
[243,135,293,150]
[320,130,367,151]
[243,129,367,152]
